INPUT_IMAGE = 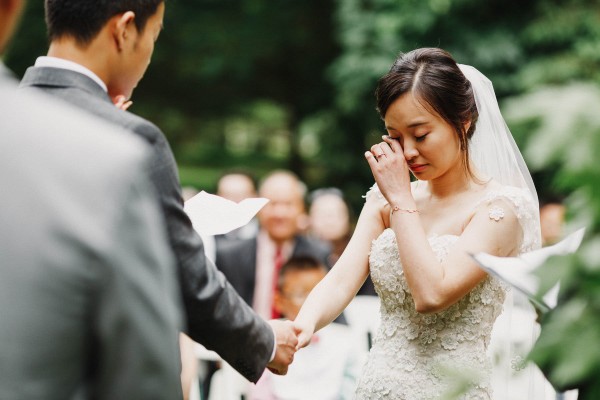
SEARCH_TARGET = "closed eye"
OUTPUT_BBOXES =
[416,133,429,142]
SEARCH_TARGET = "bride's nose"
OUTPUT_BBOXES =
[403,142,419,161]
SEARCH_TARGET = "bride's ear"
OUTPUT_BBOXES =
[463,119,472,135]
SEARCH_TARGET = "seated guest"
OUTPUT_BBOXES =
[214,171,260,246]
[250,256,360,400]
[216,170,332,319]
[308,188,376,296]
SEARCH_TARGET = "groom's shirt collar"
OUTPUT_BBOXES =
[35,56,108,93]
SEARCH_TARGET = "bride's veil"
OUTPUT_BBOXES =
[458,64,552,399]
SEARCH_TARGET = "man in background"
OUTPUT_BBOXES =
[216,170,332,319]
[0,0,182,397]
[215,171,260,246]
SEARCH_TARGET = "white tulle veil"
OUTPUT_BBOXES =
[458,64,554,399]
[459,64,538,207]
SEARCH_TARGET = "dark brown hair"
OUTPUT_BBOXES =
[277,256,326,290]
[375,48,479,179]
[45,0,164,45]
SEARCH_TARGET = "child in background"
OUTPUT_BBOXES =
[250,256,360,400]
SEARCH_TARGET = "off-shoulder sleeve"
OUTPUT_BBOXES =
[362,183,385,202]
[474,186,542,254]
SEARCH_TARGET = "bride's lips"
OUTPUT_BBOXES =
[409,164,427,173]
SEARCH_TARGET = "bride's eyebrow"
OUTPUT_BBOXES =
[407,120,428,129]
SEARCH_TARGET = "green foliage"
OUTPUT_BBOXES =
[506,83,600,398]
[5,0,600,215]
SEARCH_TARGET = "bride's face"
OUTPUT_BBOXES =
[384,93,463,181]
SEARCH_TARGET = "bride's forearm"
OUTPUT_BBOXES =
[390,212,446,310]
[295,267,359,332]
[296,197,382,332]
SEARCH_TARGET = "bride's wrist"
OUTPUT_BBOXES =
[390,204,420,215]
[388,196,418,215]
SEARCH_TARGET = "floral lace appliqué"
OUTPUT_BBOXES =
[488,206,505,221]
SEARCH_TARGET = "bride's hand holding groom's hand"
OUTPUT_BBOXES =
[266,320,302,375]
[292,320,314,350]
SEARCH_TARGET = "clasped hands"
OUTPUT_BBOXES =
[265,319,315,375]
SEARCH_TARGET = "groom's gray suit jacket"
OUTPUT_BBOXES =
[1,65,182,399]
[20,66,274,382]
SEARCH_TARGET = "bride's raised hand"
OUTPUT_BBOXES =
[365,135,413,207]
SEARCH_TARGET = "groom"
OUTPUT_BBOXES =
[20,0,297,382]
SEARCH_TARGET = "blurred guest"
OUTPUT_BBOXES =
[0,0,182,398]
[309,188,376,296]
[181,186,200,202]
[216,170,332,319]
[540,198,566,246]
[308,188,352,264]
[215,171,260,245]
[250,256,359,400]
[217,171,257,204]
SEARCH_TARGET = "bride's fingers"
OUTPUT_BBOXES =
[365,151,380,172]
[296,332,312,350]
[377,141,393,158]
[370,144,385,157]
[382,135,402,153]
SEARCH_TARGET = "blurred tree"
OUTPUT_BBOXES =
[4,0,339,186]
[320,0,600,209]
[5,0,600,208]
[139,0,339,179]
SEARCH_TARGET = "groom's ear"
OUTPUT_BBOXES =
[112,11,136,52]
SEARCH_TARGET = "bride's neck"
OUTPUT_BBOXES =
[427,162,482,200]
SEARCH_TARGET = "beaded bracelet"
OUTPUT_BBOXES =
[390,205,420,215]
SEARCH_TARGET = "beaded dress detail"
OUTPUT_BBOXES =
[355,184,540,400]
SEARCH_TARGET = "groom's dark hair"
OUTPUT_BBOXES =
[45,0,164,45]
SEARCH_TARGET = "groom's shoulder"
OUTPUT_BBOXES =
[3,79,151,180]
[118,109,165,145]
[82,99,164,146]
[19,69,164,146]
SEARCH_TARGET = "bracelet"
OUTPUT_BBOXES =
[390,205,419,215]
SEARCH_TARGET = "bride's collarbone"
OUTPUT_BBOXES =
[417,197,481,238]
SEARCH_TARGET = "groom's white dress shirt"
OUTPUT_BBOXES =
[35,56,108,93]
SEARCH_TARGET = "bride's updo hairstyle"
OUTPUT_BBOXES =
[375,48,479,179]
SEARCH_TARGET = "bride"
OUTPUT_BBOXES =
[293,48,541,399]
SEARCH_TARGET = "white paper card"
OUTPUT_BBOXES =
[471,228,585,311]
[184,191,268,236]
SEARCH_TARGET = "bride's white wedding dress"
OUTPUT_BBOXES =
[355,185,540,400]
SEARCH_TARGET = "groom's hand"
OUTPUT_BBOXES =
[266,319,300,375]
[112,95,133,111]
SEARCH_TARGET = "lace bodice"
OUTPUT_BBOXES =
[355,184,540,400]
